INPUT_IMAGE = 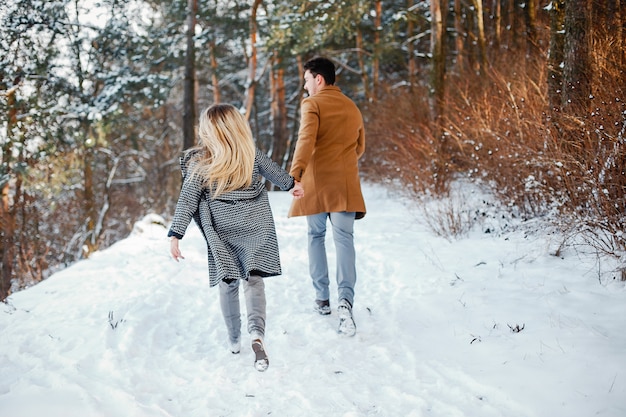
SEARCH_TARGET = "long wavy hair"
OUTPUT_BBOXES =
[189,104,255,198]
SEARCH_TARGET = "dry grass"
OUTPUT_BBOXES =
[363,37,625,271]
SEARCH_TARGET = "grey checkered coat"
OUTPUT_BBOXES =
[168,148,295,287]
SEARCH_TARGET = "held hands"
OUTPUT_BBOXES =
[290,181,304,199]
[170,237,185,262]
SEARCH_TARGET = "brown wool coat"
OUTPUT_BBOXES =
[288,85,366,219]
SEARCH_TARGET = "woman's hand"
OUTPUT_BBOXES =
[291,181,304,199]
[170,237,185,262]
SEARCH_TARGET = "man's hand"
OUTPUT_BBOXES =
[291,181,304,199]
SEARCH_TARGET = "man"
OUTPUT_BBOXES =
[288,57,366,337]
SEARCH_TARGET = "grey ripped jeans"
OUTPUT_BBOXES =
[219,275,266,344]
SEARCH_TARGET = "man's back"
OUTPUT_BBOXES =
[288,85,366,219]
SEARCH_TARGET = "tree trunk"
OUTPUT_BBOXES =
[285,56,305,170]
[0,180,13,300]
[245,0,262,119]
[548,0,565,112]
[523,0,538,55]
[430,0,448,192]
[471,0,488,75]
[507,0,524,51]
[493,0,501,49]
[430,0,446,121]
[501,0,512,48]
[210,41,220,104]
[183,0,197,150]
[372,0,382,100]
[454,0,464,71]
[407,0,417,90]
[562,0,592,115]
[270,54,288,169]
[356,28,371,100]
[83,143,97,257]
[0,88,17,299]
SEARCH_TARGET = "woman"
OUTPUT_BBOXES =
[168,104,303,372]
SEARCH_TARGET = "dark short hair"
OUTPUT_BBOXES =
[304,57,336,85]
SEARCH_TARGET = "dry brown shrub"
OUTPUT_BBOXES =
[442,56,554,216]
[445,56,624,255]
[363,40,625,261]
[361,84,446,195]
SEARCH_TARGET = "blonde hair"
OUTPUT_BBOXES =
[190,104,256,198]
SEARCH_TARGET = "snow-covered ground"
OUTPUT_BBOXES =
[1,183,624,417]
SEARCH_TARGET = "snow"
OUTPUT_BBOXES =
[1,183,625,417]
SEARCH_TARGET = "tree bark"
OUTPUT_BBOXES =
[372,0,382,100]
[430,0,446,121]
[83,141,97,257]
[548,0,565,112]
[245,0,262,119]
[356,28,371,100]
[562,0,592,115]
[454,0,465,70]
[183,0,197,150]
[523,0,538,55]
[430,0,449,192]
[493,0,501,48]
[471,0,488,75]
[285,56,305,170]
[407,0,417,90]
[511,0,524,51]
[0,87,18,299]
[270,54,288,169]
[0,179,13,300]
[209,41,220,104]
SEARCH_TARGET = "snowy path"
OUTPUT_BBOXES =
[1,184,624,417]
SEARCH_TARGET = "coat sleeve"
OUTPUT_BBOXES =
[256,149,295,191]
[289,98,319,181]
[168,167,204,239]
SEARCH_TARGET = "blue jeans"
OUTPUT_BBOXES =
[306,212,356,306]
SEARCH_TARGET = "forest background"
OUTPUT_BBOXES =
[0,0,624,300]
